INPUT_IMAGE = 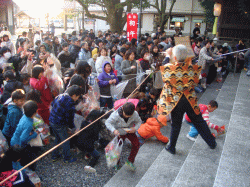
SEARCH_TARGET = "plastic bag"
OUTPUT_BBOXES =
[136,66,145,85]
[110,80,129,101]
[105,136,123,168]
[92,79,100,100]
[45,68,64,97]
[153,71,164,89]
[74,113,84,132]
[81,90,100,118]
[33,117,50,140]
[29,134,44,147]
[0,130,9,155]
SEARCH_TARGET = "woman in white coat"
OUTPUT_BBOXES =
[95,47,112,76]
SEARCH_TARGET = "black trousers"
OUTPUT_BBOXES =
[169,95,216,149]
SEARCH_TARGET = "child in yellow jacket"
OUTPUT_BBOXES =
[136,115,169,146]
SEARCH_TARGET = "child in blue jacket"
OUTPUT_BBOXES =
[98,61,119,109]
[10,100,39,171]
[2,89,25,145]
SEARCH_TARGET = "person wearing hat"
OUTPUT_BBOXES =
[69,36,81,64]
[137,115,169,146]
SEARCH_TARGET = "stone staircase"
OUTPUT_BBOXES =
[104,72,250,187]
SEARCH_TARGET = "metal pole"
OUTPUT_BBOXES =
[139,0,142,38]
[82,11,85,30]
[234,52,238,75]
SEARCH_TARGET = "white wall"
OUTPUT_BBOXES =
[95,19,110,33]
[141,14,154,33]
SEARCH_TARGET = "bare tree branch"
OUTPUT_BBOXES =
[77,0,108,21]
[149,3,160,13]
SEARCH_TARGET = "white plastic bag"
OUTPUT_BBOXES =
[105,136,123,168]
[136,66,145,85]
[92,79,100,100]
[81,90,100,118]
[153,71,164,89]
[0,130,9,155]
[110,80,129,101]
[29,134,44,147]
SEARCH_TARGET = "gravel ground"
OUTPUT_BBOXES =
[36,136,131,187]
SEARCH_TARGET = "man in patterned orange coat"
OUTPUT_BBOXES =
[158,44,216,154]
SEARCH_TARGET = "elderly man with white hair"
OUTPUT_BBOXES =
[158,44,217,154]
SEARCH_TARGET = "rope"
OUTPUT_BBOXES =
[0,71,154,185]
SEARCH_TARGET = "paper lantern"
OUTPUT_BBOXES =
[214,3,221,17]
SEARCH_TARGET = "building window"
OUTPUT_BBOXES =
[170,16,185,30]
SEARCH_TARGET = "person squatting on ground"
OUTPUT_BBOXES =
[185,100,226,141]
[157,44,217,154]
[136,115,169,147]
[76,110,104,173]
[105,102,142,171]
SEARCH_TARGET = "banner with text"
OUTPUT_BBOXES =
[127,13,138,41]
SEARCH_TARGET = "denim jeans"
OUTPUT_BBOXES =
[100,97,113,109]
[245,56,250,70]
[89,149,100,167]
[186,120,199,138]
[50,122,71,160]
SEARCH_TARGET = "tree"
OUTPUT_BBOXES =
[149,0,177,32]
[238,0,250,20]
[76,0,148,33]
[200,0,215,25]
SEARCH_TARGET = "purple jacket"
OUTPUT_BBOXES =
[98,61,119,96]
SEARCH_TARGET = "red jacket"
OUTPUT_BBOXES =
[138,118,169,143]
[30,76,53,109]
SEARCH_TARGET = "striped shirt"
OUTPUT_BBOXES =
[185,104,219,130]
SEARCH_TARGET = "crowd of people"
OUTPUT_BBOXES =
[0,25,246,186]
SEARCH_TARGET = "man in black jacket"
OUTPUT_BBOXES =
[57,42,73,68]
[69,37,81,64]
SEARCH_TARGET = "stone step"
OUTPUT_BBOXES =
[171,73,240,187]
[104,124,172,187]
[213,71,250,187]
[135,75,227,187]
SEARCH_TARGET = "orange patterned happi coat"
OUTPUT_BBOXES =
[157,61,202,116]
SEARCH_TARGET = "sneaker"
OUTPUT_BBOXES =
[64,157,77,163]
[114,165,120,171]
[209,142,217,149]
[51,155,61,162]
[84,153,91,160]
[84,166,96,173]
[125,160,136,171]
[186,134,197,142]
[247,70,250,76]
[216,125,226,137]
[165,145,176,154]
[212,133,216,138]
